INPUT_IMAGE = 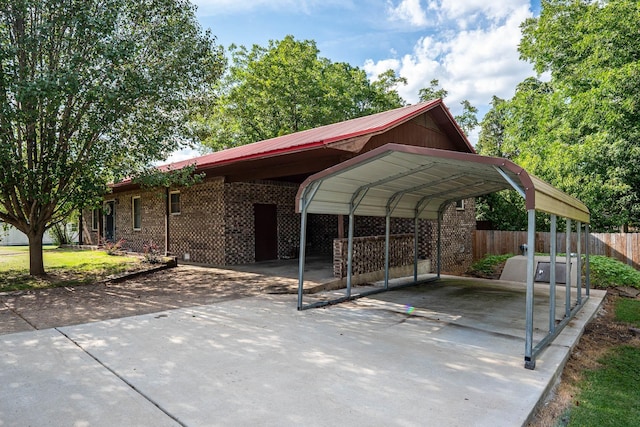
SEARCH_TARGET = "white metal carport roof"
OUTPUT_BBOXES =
[295,143,591,370]
[295,143,589,223]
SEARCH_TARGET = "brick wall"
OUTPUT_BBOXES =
[432,199,476,274]
[82,181,474,272]
[307,214,337,256]
[80,187,165,252]
[114,188,165,253]
[169,177,225,264]
[223,180,299,264]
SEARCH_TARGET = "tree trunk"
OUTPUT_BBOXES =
[28,230,46,276]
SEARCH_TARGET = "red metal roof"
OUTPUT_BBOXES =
[114,99,471,187]
[163,99,450,170]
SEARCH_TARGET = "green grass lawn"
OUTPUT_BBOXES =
[567,298,640,427]
[568,345,640,427]
[0,246,143,292]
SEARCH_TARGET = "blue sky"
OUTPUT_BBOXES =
[180,0,542,157]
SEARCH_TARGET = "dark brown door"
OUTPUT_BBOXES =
[254,204,278,261]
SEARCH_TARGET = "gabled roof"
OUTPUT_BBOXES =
[113,99,473,188]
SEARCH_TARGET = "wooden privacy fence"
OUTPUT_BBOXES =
[473,230,640,270]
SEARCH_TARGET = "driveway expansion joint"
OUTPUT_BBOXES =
[54,327,187,427]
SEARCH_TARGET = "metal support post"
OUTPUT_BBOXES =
[297,207,309,310]
[384,211,391,290]
[576,221,582,305]
[436,211,442,278]
[549,215,557,334]
[585,224,591,296]
[565,219,572,318]
[524,209,536,370]
[346,211,355,298]
[414,216,419,281]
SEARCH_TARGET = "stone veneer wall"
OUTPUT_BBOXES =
[330,199,475,278]
[333,233,415,278]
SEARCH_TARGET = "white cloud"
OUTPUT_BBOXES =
[437,0,527,21]
[366,1,535,134]
[363,58,401,79]
[386,0,429,27]
[161,147,202,165]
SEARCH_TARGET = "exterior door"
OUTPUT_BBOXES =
[254,204,278,261]
[104,201,115,242]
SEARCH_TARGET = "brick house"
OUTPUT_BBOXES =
[81,100,477,275]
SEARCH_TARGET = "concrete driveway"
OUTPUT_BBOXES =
[0,271,605,426]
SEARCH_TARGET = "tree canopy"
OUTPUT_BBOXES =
[418,79,478,136]
[0,0,224,275]
[477,0,640,231]
[195,35,407,150]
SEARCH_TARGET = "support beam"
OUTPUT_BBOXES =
[346,211,355,298]
[577,221,582,305]
[297,208,309,310]
[384,211,391,290]
[549,215,557,334]
[585,224,591,296]
[565,219,572,318]
[414,216,419,282]
[437,210,442,278]
[297,181,322,310]
[524,209,536,370]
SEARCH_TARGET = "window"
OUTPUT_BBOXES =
[455,200,465,210]
[169,191,181,214]
[92,208,99,231]
[132,196,141,230]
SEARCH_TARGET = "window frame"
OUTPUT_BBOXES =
[455,199,465,211]
[132,196,141,230]
[169,191,181,215]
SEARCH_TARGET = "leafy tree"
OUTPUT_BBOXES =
[475,96,523,230]
[418,79,478,136]
[515,0,640,231]
[455,100,479,136]
[198,35,406,150]
[0,0,224,275]
[475,96,508,158]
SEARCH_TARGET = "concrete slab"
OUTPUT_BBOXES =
[0,302,34,334]
[0,278,606,427]
[0,329,178,427]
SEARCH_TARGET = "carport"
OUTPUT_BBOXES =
[295,143,591,369]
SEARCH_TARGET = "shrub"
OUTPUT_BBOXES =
[587,255,640,289]
[143,240,162,264]
[102,238,126,255]
[467,254,514,278]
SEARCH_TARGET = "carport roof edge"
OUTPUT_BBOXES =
[295,143,590,224]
